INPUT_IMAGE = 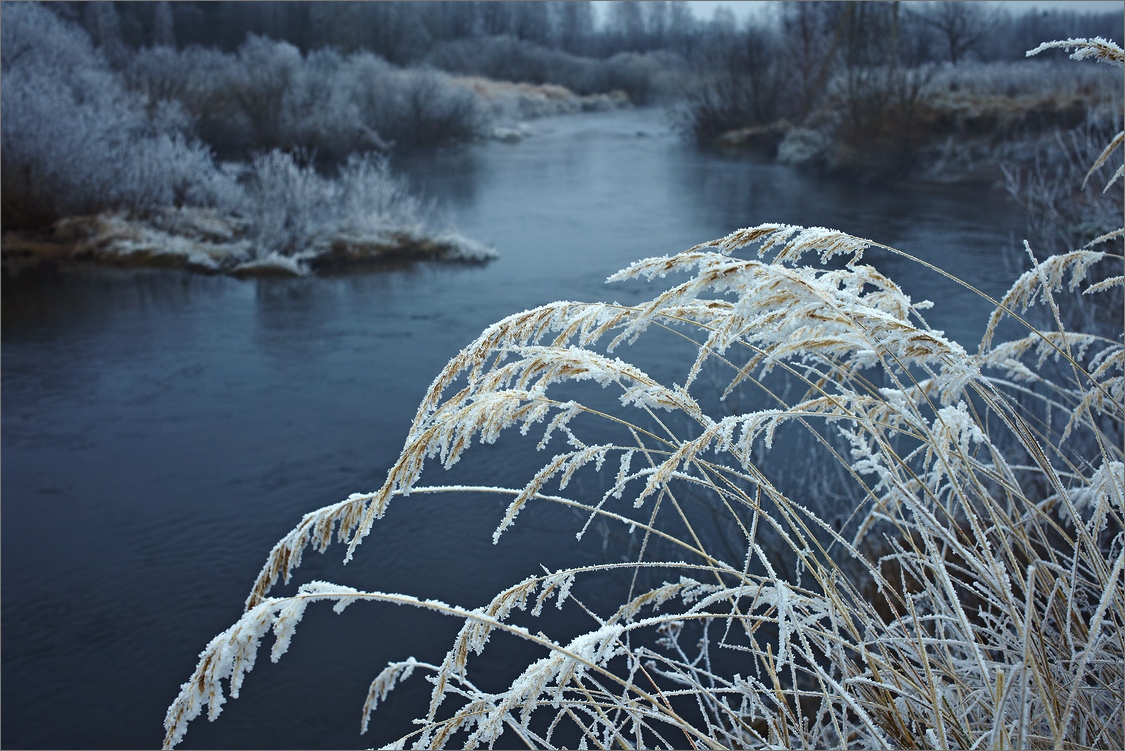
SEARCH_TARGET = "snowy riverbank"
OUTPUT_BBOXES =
[1,206,496,278]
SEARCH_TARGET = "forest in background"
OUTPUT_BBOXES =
[54,1,1124,68]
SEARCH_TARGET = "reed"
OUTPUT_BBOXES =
[165,38,1123,750]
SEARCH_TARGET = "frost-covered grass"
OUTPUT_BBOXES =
[165,40,1123,749]
[928,58,1122,99]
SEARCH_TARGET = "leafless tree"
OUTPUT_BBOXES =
[915,1,1000,65]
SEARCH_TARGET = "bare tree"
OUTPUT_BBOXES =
[152,2,175,48]
[608,1,645,51]
[83,1,126,63]
[553,1,594,54]
[778,1,845,120]
[915,1,1000,64]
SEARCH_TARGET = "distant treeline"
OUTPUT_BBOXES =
[50,1,1125,69]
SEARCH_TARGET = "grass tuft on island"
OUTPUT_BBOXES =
[1,205,496,279]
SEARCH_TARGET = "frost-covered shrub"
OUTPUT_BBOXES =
[125,44,253,152]
[165,39,1125,750]
[597,50,690,104]
[125,36,489,159]
[280,48,388,161]
[673,35,792,145]
[237,150,420,259]
[233,150,494,272]
[237,150,336,258]
[822,63,938,175]
[333,153,424,233]
[350,63,489,151]
[224,35,304,151]
[1,2,239,226]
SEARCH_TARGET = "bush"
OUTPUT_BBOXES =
[352,62,489,151]
[1,2,239,227]
[237,150,424,259]
[125,36,490,160]
[214,149,493,273]
[165,39,1124,750]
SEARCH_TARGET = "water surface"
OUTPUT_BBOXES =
[1,108,1028,749]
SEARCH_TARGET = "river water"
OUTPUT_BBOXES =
[1,108,1029,749]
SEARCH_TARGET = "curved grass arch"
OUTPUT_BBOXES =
[166,38,1124,750]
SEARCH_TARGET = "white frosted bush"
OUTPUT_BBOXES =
[126,44,255,149]
[237,150,335,259]
[124,36,490,159]
[334,155,424,233]
[346,62,489,150]
[1,2,240,223]
[233,150,493,271]
[166,39,1123,749]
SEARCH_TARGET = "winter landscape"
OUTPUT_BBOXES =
[2,2,1123,749]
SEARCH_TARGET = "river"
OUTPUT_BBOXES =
[1,108,1029,749]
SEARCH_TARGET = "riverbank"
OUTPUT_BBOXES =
[1,206,496,278]
[456,76,630,126]
[705,62,1120,185]
[0,5,633,279]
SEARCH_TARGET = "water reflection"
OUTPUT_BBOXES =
[252,277,340,361]
[393,147,485,211]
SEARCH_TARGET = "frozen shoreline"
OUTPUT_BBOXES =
[1,206,497,278]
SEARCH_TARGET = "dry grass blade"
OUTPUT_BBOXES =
[166,38,1125,751]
